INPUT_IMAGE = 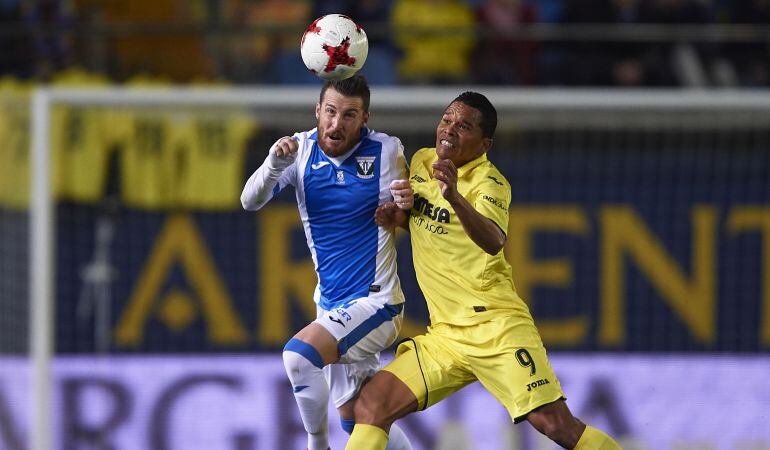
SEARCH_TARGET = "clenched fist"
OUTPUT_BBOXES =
[390,179,413,210]
[267,136,299,171]
[273,136,299,158]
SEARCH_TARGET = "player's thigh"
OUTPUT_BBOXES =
[383,333,476,411]
[469,318,565,423]
[315,299,404,364]
[324,355,379,409]
[291,322,339,365]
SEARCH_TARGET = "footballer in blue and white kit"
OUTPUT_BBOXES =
[241,76,413,450]
[244,126,407,358]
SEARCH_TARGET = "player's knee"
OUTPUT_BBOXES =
[539,420,565,442]
[529,407,583,447]
[282,339,324,384]
[283,339,323,370]
[281,349,301,380]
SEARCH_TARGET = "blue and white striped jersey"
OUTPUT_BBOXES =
[242,127,406,310]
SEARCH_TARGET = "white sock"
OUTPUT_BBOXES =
[386,423,413,450]
[283,340,329,450]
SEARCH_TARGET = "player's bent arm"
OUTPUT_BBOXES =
[375,202,410,230]
[448,194,506,255]
[240,137,297,211]
[390,179,413,211]
[375,174,412,230]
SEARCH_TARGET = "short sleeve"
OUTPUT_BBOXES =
[472,173,511,235]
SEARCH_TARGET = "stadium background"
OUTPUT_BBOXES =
[1,0,770,449]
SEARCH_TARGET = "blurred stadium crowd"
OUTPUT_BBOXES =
[0,0,768,88]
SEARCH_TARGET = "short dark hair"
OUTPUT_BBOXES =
[452,91,497,139]
[320,74,371,111]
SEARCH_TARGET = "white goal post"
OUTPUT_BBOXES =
[26,86,770,450]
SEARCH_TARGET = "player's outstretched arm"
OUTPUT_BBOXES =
[432,159,505,255]
[240,136,298,211]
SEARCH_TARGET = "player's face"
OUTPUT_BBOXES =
[435,101,492,167]
[315,88,369,157]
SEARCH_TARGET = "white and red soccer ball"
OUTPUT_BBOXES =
[300,14,369,81]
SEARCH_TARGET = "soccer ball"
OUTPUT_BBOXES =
[300,14,368,81]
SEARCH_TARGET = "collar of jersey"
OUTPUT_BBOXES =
[427,149,488,179]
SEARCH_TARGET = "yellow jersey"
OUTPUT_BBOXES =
[50,68,116,203]
[175,112,256,210]
[51,106,119,203]
[0,79,31,209]
[408,148,532,326]
[118,111,183,209]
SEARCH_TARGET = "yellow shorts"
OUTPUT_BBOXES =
[383,313,564,422]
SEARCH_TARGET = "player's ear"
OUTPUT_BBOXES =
[481,137,493,153]
[362,110,370,125]
[315,102,321,120]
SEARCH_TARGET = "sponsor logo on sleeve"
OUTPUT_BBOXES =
[482,194,508,212]
[487,175,504,186]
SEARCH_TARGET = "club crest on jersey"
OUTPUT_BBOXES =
[355,156,376,179]
[336,170,345,185]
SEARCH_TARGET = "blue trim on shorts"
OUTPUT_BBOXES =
[337,303,403,356]
[283,338,324,369]
[340,418,356,434]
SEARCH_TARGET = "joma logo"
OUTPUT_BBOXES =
[526,378,550,392]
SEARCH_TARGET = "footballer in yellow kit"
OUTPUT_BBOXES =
[347,92,620,450]
[390,145,565,418]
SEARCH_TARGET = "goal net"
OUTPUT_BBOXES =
[2,85,770,449]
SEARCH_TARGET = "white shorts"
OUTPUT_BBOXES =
[315,298,404,407]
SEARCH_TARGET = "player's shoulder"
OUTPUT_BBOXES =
[365,129,403,152]
[411,147,436,165]
[293,128,317,142]
[365,128,396,142]
[291,128,318,152]
[475,159,511,191]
